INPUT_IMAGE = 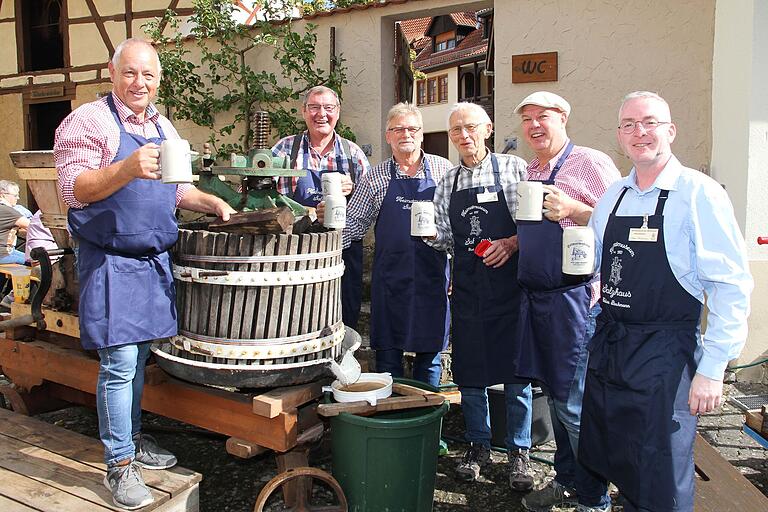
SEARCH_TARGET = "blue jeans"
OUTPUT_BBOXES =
[551,303,610,508]
[0,249,26,265]
[96,342,152,466]
[376,349,442,388]
[460,383,532,451]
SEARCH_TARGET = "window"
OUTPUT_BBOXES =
[417,81,427,106]
[427,78,437,104]
[19,0,65,72]
[416,74,449,106]
[434,31,457,53]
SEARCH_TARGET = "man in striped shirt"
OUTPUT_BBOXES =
[514,92,620,512]
[340,102,453,387]
[54,38,234,510]
[272,86,370,330]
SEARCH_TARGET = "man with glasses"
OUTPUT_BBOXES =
[337,102,452,386]
[426,102,534,490]
[273,85,371,331]
[511,92,619,512]
[579,91,752,511]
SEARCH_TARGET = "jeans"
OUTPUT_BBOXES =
[550,303,610,508]
[0,249,26,265]
[376,349,442,388]
[96,342,152,466]
[459,383,532,451]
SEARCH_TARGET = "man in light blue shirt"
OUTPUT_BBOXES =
[579,91,752,512]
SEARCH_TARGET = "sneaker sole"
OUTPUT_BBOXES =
[134,459,177,470]
[103,476,154,510]
[510,480,535,492]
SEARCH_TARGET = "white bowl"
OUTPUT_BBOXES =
[328,372,393,406]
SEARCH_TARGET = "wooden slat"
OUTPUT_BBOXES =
[0,493,37,511]
[0,408,200,494]
[0,466,113,512]
[9,151,54,168]
[694,433,768,510]
[252,381,326,418]
[317,394,445,417]
[251,235,271,340]
[292,234,310,337]
[0,434,168,510]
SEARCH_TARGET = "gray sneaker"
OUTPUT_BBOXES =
[455,443,491,481]
[576,504,611,512]
[134,433,177,470]
[103,462,154,510]
[508,449,535,491]
[522,480,577,511]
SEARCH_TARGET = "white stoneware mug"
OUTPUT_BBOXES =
[322,172,343,197]
[323,194,346,229]
[410,201,437,237]
[562,226,595,275]
[516,181,544,221]
[159,139,194,184]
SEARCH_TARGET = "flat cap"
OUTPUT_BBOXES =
[514,91,571,116]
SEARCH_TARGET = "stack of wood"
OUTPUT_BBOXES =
[745,405,768,442]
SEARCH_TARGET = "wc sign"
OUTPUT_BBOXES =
[512,52,558,83]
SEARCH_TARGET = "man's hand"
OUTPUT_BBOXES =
[542,185,577,222]
[688,373,724,415]
[483,235,518,268]
[215,201,237,222]
[316,200,325,224]
[340,174,354,196]
[121,143,161,180]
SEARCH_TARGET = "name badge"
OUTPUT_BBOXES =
[477,188,498,203]
[628,228,658,242]
[628,214,658,242]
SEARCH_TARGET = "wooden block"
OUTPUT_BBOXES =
[392,382,431,396]
[694,433,768,510]
[746,410,763,433]
[252,381,325,418]
[439,389,462,404]
[316,393,445,417]
[208,208,294,235]
[10,303,80,338]
[225,437,269,459]
[9,150,55,168]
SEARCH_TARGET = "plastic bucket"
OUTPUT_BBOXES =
[330,399,449,511]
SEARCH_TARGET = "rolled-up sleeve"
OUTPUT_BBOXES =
[425,166,457,253]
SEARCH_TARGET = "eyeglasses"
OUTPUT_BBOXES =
[305,103,339,114]
[618,120,670,134]
[449,123,484,137]
[387,126,422,135]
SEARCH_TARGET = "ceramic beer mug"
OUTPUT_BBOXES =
[562,226,595,275]
[159,139,194,184]
[516,181,544,221]
[410,201,437,237]
[321,172,343,197]
[323,194,346,229]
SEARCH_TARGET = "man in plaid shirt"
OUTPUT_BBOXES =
[272,86,370,330]
[514,92,620,512]
[339,102,453,387]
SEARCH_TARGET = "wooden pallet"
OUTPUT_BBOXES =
[0,407,201,511]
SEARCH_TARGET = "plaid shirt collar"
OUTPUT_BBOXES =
[110,92,160,125]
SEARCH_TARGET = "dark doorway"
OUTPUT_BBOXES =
[19,0,65,72]
[423,131,449,160]
[28,100,70,150]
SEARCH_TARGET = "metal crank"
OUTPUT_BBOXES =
[253,466,348,512]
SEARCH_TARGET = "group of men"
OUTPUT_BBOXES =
[49,36,752,512]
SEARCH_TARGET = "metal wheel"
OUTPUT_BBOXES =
[253,466,347,512]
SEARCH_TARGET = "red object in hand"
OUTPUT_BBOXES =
[474,239,492,257]
[758,237,768,245]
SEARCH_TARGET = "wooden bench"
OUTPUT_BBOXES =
[0,407,201,511]
[694,433,768,511]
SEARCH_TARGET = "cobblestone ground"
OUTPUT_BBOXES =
[5,377,766,511]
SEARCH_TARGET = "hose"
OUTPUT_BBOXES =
[727,357,768,370]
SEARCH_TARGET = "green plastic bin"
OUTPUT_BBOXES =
[330,400,449,512]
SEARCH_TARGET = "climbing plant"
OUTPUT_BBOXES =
[143,0,351,154]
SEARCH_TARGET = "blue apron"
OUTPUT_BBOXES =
[514,143,592,401]
[68,95,179,350]
[579,188,700,511]
[370,158,449,352]
[291,133,363,330]
[448,154,524,387]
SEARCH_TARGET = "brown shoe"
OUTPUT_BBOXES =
[508,449,534,491]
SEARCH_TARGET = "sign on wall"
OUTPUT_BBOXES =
[512,52,558,83]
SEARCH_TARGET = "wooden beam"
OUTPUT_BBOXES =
[125,0,132,38]
[67,8,195,25]
[83,0,114,57]
[157,0,182,34]
[61,0,70,69]
[225,437,269,459]
[252,380,326,418]
[317,394,445,417]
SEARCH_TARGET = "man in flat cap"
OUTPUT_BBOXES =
[513,92,621,512]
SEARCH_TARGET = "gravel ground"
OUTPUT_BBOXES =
[15,379,766,511]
